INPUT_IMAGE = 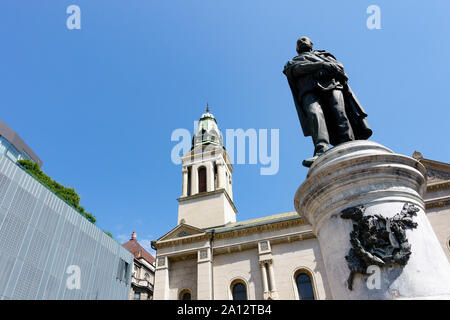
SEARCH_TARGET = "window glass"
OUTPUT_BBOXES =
[0,136,7,154]
[180,291,191,300]
[232,282,247,300]
[20,150,33,161]
[296,273,315,300]
[6,148,19,162]
[117,259,129,282]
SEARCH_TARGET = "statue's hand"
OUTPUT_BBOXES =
[323,62,348,81]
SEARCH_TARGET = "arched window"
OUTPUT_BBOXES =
[231,281,247,300]
[179,289,191,300]
[198,166,207,193]
[295,272,315,300]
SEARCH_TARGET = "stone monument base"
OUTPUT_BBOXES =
[294,141,450,299]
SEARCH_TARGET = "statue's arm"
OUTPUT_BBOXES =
[290,61,324,77]
[333,60,344,72]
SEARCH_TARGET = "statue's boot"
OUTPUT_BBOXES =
[302,155,319,167]
[302,143,329,168]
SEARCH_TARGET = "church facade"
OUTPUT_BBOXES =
[152,110,450,300]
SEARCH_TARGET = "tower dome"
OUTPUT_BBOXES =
[192,104,224,149]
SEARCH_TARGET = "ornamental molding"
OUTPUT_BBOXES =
[214,217,307,240]
[426,181,450,193]
[425,197,450,209]
[259,259,273,266]
[213,230,315,256]
[154,233,210,249]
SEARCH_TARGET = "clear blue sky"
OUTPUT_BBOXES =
[1,1,449,254]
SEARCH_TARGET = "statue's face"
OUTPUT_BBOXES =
[296,36,313,53]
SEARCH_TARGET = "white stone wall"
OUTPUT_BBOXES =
[168,258,198,300]
[270,239,331,300]
[178,192,236,228]
[213,249,261,300]
[427,206,450,261]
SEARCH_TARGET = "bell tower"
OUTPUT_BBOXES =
[177,106,237,229]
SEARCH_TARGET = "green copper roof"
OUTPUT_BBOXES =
[192,107,224,148]
[205,211,300,233]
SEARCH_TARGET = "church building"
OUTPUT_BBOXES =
[152,109,450,300]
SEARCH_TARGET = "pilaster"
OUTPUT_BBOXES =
[197,247,213,300]
[153,256,169,300]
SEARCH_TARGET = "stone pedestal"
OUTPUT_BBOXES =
[294,141,450,299]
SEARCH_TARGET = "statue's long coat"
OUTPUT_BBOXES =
[283,50,372,145]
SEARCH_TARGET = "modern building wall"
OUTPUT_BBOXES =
[0,154,133,300]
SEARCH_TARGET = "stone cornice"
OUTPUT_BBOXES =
[426,181,450,193]
[213,229,315,256]
[420,158,450,172]
[213,217,307,240]
[177,188,237,213]
[425,196,450,210]
[181,147,233,173]
[153,233,211,249]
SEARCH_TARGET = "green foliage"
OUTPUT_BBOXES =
[103,231,114,239]
[17,159,96,224]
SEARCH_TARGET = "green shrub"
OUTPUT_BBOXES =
[103,231,114,239]
[17,159,96,224]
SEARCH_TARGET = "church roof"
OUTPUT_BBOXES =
[205,211,300,233]
[122,232,155,265]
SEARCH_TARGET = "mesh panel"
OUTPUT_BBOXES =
[50,244,69,279]
[0,252,15,296]
[12,263,43,300]
[0,213,27,256]
[59,221,75,249]
[0,174,12,208]
[9,187,37,222]
[43,275,60,300]
[36,205,59,235]
[26,229,51,270]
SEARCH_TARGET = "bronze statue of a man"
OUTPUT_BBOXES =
[283,36,372,167]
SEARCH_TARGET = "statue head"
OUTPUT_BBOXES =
[296,36,313,54]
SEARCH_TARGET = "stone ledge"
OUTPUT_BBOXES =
[177,188,237,213]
